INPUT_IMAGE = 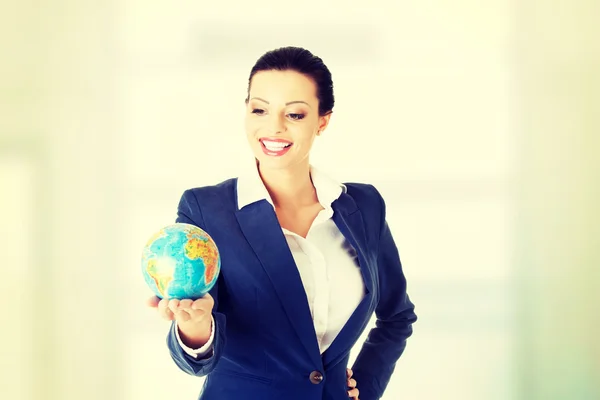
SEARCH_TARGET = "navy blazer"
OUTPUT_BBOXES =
[166,178,417,400]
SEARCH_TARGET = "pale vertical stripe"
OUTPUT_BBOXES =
[515,1,600,398]
[0,156,34,400]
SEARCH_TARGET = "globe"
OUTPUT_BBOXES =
[141,223,221,300]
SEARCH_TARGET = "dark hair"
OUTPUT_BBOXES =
[246,46,334,116]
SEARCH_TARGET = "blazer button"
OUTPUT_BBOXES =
[309,371,323,384]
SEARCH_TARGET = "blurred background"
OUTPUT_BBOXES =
[1,1,598,399]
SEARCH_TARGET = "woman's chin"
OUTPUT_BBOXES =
[257,158,290,170]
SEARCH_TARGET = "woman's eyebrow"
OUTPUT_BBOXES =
[250,97,312,108]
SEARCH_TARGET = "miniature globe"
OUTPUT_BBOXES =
[141,223,221,300]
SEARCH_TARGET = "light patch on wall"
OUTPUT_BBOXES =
[188,21,382,69]
[0,154,35,400]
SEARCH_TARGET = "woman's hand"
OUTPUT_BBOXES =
[147,294,214,348]
[347,368,359,400]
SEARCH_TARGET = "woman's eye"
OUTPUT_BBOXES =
[252,109,265,115]
[288,113,305,120]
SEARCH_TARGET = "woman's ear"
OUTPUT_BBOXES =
[317,112,332,136]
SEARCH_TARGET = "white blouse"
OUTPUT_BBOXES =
[176,162,365,357]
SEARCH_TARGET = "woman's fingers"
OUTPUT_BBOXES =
[147,296,160,308]
[177,298,210,322]
[175,309,192,322]
[168,299,180,311]
[179,299,193,309]
[157,298,172,320]
[192,294,214,311]
[346,369,358,399]
[152,297,210,323]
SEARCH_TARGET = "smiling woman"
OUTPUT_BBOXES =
[244,48,333,176]
[147,46,417,400]
[245,70,326,164]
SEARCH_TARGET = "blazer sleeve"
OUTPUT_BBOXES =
[165,189,227,377]
[351,186,417,400]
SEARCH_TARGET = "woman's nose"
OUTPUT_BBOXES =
[269,113,286,134]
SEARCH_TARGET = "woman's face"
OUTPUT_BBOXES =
[244,69,330,171]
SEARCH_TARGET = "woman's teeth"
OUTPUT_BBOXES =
[262,140,292,151]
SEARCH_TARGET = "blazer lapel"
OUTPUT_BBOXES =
[322,193,374,368]
[235,200,322,368]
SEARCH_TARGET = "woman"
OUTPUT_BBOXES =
[148,46,417,400]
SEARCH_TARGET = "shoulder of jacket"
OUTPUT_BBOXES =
[343,182,386,220]
[343,182,383,204]
[181,177,237,207]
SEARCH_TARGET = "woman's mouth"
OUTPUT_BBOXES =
[259,138,293,157]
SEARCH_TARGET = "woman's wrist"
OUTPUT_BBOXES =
[177,318,212,348]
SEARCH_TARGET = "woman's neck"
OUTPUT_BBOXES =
[257,160,318,209]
